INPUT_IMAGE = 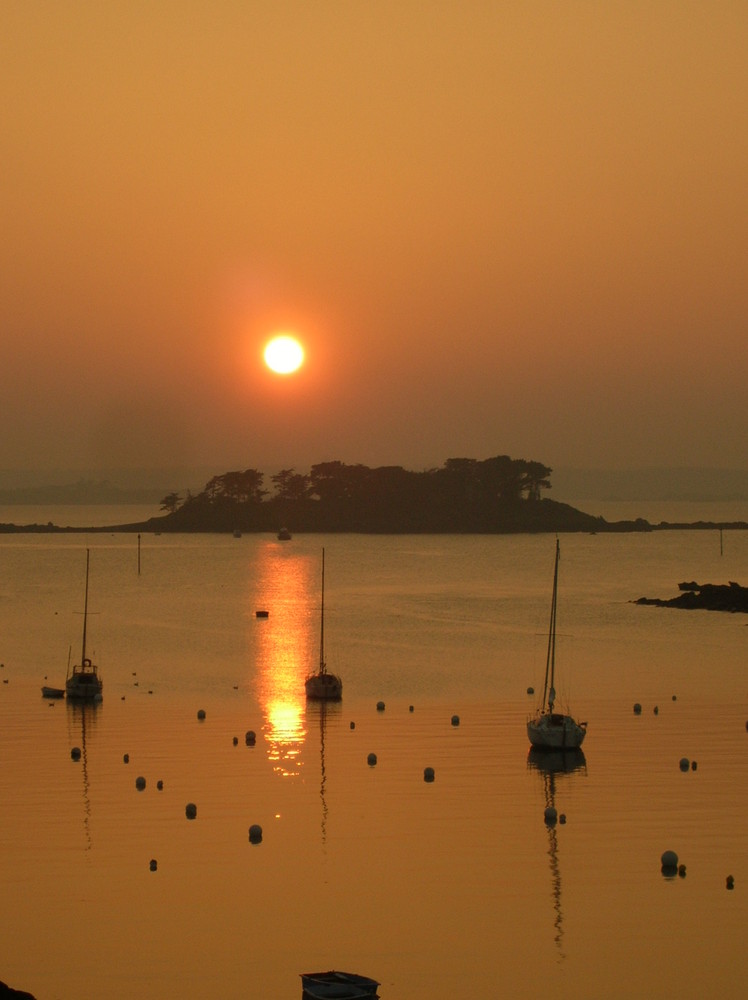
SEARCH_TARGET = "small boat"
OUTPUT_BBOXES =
[527,539,586,749]
[41,686,65,699]
[304,549,342,701]
[301,971,379,998]
[277,527,292,540]
[65,549,103,702]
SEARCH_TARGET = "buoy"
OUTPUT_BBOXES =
[157,780,163,790]
[185,803,197,820]
[672,694,677,701]
[149,859,158,872]
[544,806,557,825]
[135,776,146,791]
[376,701,385,712]
[248,824,263,843]
[678,864,687,878]
[527,686,534,695]
[423,766,435,782]
[409,705,414,712]
[726,875,735,890]
[197,709,206,720]
[633,703,642,714]
[70,747,81,761]
[245,730,256,746]
[653,706,659,715]
[559,813,567,825]
[661,850,678,874]
[691,760,698,771]
[349,721,355,730]
[233,736,239,745]
[367,752,377,766]
[123,753,129,764]
[451,714,460,727]
[679,757,690,771]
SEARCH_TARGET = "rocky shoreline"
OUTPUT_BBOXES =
[635,581,748,613]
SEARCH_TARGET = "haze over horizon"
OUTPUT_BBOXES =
[3,3,746,478]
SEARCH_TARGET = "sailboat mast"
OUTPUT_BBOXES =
[81,548,90,665]
[542,539,560,713]
[319,548,326,674]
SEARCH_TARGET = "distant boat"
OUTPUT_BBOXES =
[233,529,242,538]
[527,539,585,749]
[304,549,342,701]
[65,550,103,702]
[41,686,65,699]
[301,971,379,998]
[277,527,292,540]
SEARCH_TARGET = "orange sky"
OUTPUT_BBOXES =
[2,1,747,478]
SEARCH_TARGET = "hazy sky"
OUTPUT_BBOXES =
[2,1,746,477]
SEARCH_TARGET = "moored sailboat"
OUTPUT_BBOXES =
[305,549,342,701]
[65,549,103,702]
[527,539,585,749]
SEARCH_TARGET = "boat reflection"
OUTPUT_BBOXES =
[306,699,342,847]
[527,748,587,960]
[66,700,100,851]
[253,546,316,777]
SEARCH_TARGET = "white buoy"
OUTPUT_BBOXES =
[423,766,435,782]
[248,824,263,843]
[185,803,197,820]
[135,776,146,791]
[679,757,690,771]
[544,806,557,825]
[367,752,377,766]
[451,715,460,727]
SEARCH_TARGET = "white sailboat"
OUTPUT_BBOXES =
[305,548,342,701]
[65,549,103,702]
[527,539,585,749]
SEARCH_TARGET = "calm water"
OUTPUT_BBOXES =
[1,518,747,999]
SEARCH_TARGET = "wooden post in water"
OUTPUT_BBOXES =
[720,527,723,556]
[138,533,141,575]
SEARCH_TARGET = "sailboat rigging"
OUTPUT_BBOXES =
[304,548,342,700]
[527,539,585,749]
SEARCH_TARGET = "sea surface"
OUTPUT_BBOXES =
[1,505,747,999]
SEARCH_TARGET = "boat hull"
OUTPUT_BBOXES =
[304,672,342,700]
[527,712,586,750]
[301,971,379,997]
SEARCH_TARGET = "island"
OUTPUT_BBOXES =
[1,454,746,535]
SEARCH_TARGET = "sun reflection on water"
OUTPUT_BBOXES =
[252,545,316,776]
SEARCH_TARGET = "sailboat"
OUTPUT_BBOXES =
[304,549,342,701]
[527,539,585,749]
[65,549,103,702]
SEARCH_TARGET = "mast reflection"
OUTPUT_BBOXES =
[527,748,586,960]
[253,546,315,777]
[306,699,342,846]
[66,701,100,851]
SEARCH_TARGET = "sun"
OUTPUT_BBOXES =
[263,335,305,375]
